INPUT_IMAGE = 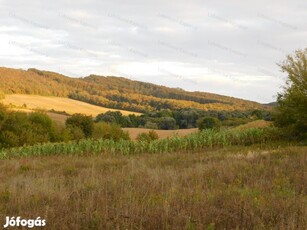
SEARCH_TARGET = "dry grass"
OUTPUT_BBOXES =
[2,94,140,116]
[0,144,306,229]
[46,112,69,126]
[123,128,198,140]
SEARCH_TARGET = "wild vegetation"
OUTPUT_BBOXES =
[0,107,129,149]
[0,144,306,229]
[197,116,221,131]
[136,130,159,143]
[0,105,61,149]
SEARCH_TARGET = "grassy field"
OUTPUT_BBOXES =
[1,94,140,116]
[123,128,198,140]
[0,144,305,229]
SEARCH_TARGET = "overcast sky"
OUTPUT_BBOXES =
[0,0,306,103]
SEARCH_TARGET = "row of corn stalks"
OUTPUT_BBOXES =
[0,127,278,159]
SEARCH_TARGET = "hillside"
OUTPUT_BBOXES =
[0,67,267,112]
[2,94,140,116]
[264,101,278,107]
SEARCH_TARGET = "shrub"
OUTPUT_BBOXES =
[144,121,158,129]
[93,122,130,141]
[158,117,177,130]
[197,117,221,130]
[251,110,263,120]
[136,130,159,143]
[66,114,94,138]
[95,111,132,127]
[63,126,85,141]
[0,110,60,148]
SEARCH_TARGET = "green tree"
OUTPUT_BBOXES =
[95,111,132,127]
[66,114,94,138]
[28,112,58,143]
[0,110,60,148]
[158,117,177,130]
[274,49,307,139]
[197,116,221,131]
[63,126,85,141]
[251,110,263,120]
[92,122,130,140]
[144,121,158,129]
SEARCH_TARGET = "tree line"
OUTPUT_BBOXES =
[0,67,265,113]
[95,109,271,130]
[0,103,270,149]
[0,105,129,149]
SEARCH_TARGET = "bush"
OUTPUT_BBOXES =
[0,110,60,148]
[197,117,221,130]
[136,130,159,143]
[144,121,158,129]
[66,114,94,138]
[63,126,85,141]
[95,111,132,127]
[93,122,130,141]
[28,112,60,141]
[158,117,177,130]
[251,110,263,120]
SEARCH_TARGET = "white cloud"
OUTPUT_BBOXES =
[0,0,305,103]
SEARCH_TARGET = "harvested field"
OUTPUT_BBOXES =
[2,94,140,116]
[123,128,198,140]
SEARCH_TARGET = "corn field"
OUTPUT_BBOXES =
[0,127,278,159]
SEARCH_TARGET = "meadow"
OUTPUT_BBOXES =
[0,143,305,229]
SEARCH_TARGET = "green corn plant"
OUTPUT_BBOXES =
[0,127,278,159]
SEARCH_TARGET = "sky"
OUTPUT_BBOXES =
[0,0,306,103]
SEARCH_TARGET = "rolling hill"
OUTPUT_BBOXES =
[2,94,140,116]
[0,67,268,113]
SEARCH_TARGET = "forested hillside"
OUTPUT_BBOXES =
[0,67,266,112]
